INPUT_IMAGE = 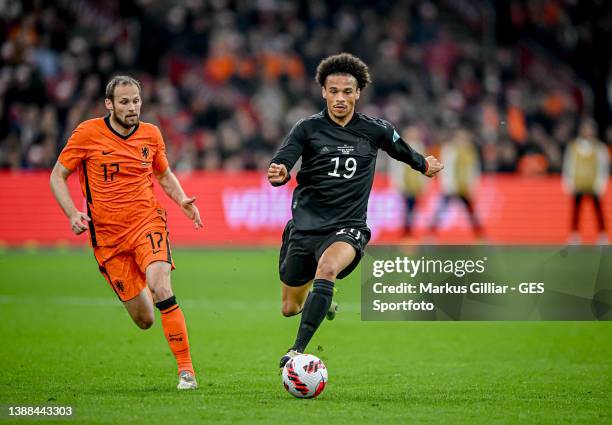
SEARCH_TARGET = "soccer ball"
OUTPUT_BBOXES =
[281,354,328,399]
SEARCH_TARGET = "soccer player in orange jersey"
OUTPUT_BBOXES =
[49,76,202,390]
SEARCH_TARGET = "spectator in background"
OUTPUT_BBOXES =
[563,118,609,244]
[430,128,483,238]
[388,125,429,236]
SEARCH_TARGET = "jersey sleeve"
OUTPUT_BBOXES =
[58,124,89,171]
[378,121,427,174]
[271,119,307,172]
[152,126,170,175]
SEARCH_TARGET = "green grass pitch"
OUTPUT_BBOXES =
[0,248,611,424]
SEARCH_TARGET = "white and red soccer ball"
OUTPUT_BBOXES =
[282,354,328,399]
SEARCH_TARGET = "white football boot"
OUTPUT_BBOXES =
[177,370,198,390]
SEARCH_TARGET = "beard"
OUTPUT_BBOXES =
[114,113,139,129]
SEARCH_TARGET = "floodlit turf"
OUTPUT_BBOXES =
[0,249,611,424]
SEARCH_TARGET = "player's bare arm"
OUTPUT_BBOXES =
[49,161,90,235]
[267,163,289,185]
[155,168,203,229]
[425,155,444,177]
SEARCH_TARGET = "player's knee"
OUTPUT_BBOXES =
[135,314,154,330]
[315,260,340,281]
[281,302,302,317]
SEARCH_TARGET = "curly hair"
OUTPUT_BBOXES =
[315,53,372,89]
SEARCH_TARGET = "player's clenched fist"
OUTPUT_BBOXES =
[69,211,90,235]
[267,163,289,185]
[425,155,444,177]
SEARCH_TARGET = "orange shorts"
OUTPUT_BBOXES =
[94,220,175,302]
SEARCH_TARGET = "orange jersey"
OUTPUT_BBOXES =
[59,116,170,247]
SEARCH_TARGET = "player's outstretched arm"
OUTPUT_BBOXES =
[424,155,444,177]
[155,168,203,229]
[49,161,90,235]
[267,163,289,186]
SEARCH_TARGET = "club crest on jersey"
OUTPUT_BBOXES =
[141,146,150,159]
[337,145,354,155]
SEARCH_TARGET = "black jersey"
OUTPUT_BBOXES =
[271,109,427,232]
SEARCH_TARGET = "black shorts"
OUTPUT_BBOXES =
[279,220,371,287]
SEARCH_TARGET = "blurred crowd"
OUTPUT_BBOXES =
[0,0,610,173]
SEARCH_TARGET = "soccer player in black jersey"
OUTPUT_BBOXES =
[267,53,443,368]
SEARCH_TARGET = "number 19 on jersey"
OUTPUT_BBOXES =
[328,157,356,179]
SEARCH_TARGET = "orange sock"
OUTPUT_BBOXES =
[156,296,194,376]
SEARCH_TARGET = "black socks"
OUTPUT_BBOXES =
[292,279,334,352]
